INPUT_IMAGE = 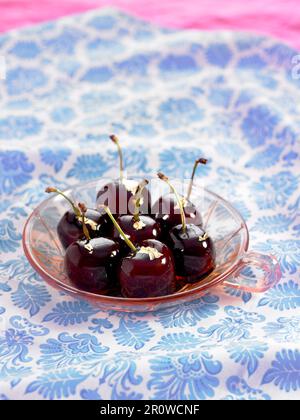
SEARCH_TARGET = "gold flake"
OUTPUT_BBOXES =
[76,216,98,231]
[133,220,146,230]
[84,243,94,254]
[84,217,98,231]
[199,232,209,242]
[137,246,163,261]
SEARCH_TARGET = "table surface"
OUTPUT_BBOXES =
[0,7,300,401]
[0,0,300,50]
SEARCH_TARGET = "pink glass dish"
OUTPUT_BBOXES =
[23,179,282,312]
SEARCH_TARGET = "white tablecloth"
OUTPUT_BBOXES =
[0,8,299,400]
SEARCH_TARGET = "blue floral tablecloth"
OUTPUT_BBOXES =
[0,8,299,401]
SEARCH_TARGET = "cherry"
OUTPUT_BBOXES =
[101,206,176,298]
[111,215,161,252]
[96,135,151,215]
[45,187,109,249]
[119,239,176,298]
[57,209,108,249]
[64,203,120,293]
[168,224,216,283]
[154,158,207,234]
[155,194,202,234]
[158,173,216,283]
[108,180,161,251]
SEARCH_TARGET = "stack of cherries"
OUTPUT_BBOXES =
[46,135,216,298]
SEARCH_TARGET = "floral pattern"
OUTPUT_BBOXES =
[0,8,299,400]
[0,116,43,139]
[241,105,280,148]
[251,172,298,210]
[0,219,22,253]
[148,352,222,400]
[223,376,271,400]
[6,67,47,96]
[262,350,300,392]
[0,151,35,195]
[38,333,109,370]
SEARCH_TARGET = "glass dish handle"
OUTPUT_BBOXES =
[223,252,282,293]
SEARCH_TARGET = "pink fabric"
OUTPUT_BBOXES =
[0,0,300,50]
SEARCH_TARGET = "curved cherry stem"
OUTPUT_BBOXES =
[78,203,91,241]
[133,179,149,222]
[157,172,187,233]
[110,134,124,183]
[101,205,137,253]
[186,158,207,201]
[45,187,81,219]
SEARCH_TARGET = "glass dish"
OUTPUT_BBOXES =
[23,178,282,312]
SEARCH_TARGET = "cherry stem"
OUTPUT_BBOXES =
[186,158,207,201]
[133,179,149,221]
[101,205,137,253]
[110,134,124,183]
[45,187,81,219]
[78,203,91,241]
[157,172,187,233]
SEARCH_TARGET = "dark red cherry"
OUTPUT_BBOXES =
[154,158,207,234]
[95,135,151,215]
[157,172,215,283]
[119,239,176,298]
[154,193,202,234]
[45,187,109,249]
[96,179,151,216]
[65,237,120,293]
[57,208,109,249]
[110,215,161,252]
[167,224,216,283]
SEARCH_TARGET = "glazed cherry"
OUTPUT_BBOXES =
[112,215,161,253]
[108,180,161,251]
[97,179,151,216]
[65,237,120,293]
[168,224,216,283]
[101,206,175,298]
[119,239,176,298]
[46,187,109,249]
[64,204,120,293]
[153,158,207,234]
[158,173,216,283]
[155,194,202,234]
[96,135,151,215]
